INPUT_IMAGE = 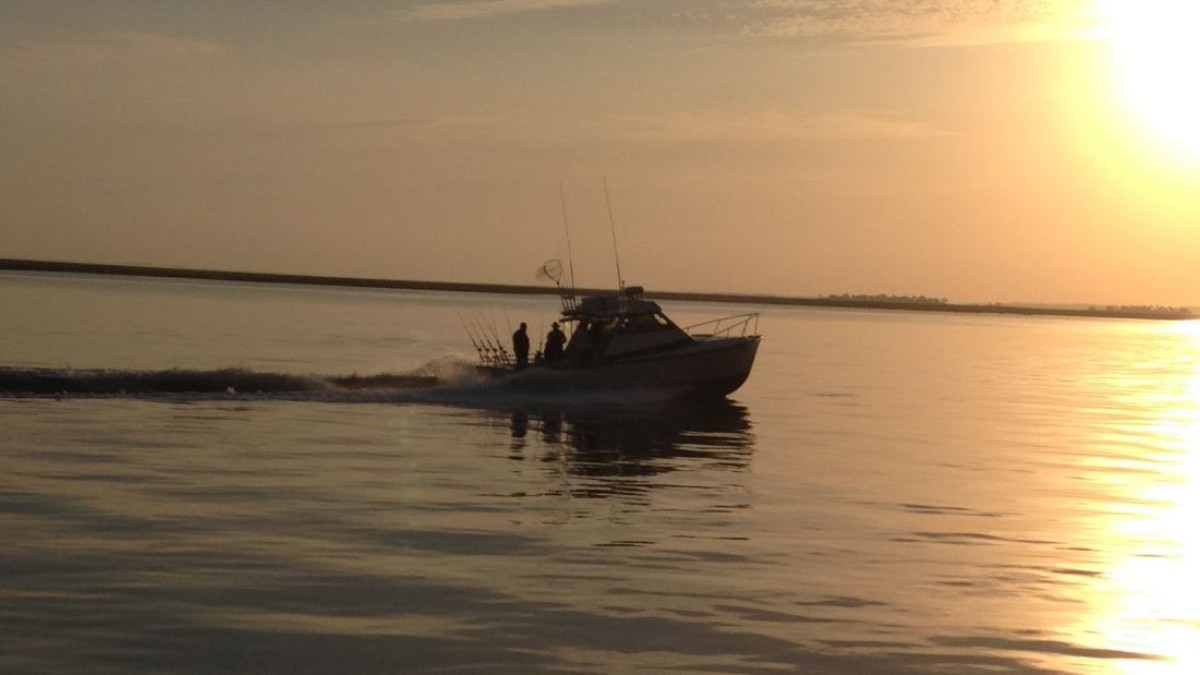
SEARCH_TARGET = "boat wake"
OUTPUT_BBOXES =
[0,359,685,407]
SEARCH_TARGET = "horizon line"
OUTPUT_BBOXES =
[0,257,1192,322]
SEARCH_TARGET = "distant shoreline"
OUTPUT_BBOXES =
[2,258,1193,321]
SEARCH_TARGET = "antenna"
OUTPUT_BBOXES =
[558,180,577,290]
[603,177,624,290]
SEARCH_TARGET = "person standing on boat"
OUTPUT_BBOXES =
[512,322,530,370]
[544,322,566,363]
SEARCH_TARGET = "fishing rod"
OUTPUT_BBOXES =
[458,312,485,361]
[484,314,509,363]
[468,314,501,365]
[475,313,510,365]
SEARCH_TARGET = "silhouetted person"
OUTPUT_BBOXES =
[544,322,566,363]
[512,322,530,370]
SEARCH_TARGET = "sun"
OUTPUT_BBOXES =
[1096,0,1200,160]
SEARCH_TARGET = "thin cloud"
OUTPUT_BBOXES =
[3,31,224,67]
[383,109,948,144]
[740,0,1097,46]
[102,31,225,58]
[401,0,609,22]
[601,110,948,142]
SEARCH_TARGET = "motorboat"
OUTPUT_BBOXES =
[470,282,761,398]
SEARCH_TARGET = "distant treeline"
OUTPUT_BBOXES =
[1098,304,1193,317]
[823,294,949,305]
[817,294,1192,319]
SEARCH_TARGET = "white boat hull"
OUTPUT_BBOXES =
[485,335,760,398]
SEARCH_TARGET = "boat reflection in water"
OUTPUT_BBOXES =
[498,398,755,499]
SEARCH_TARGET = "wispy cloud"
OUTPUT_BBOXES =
[3,31,225,67]
[596,110,948,142]
[399,0,609,22]
[102,31,225,58]
[737,0,1096,46]
[380,109,948,145]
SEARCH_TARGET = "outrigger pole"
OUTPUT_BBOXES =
[603,177,624,290]
[559,180,577,291]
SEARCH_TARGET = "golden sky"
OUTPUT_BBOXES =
[2,1,1198,304]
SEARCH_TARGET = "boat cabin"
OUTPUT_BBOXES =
[560,286,693,365]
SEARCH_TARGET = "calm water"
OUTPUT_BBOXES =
[2,271,1198,674]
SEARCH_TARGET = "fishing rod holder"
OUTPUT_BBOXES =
[558,288,578,313]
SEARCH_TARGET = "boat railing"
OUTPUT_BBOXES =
[685,312,759,339]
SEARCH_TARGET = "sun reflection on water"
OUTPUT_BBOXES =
[1085,322,1200,673]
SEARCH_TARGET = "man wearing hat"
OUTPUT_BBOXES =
[544,322,567,363]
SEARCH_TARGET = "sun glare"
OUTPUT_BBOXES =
[1084,322,1200,674]
[1096,0,1200,160]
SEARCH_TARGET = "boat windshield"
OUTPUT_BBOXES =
[619,313,673,332]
